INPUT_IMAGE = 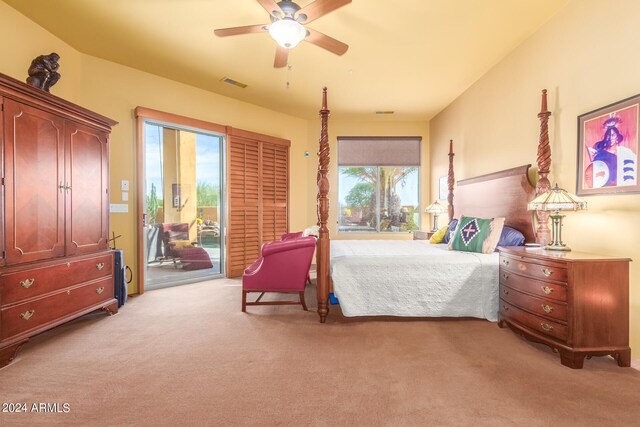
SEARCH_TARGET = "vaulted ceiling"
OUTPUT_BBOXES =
[3,0,568,121]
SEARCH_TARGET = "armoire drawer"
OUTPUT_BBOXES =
[1,253,113,305]
[500,284,568,323]
[1,277,114,341]
[500,300,568,343]
[499,271,568,302]
[500,255,568,283]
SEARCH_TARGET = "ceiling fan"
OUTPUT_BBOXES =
[214,0,351,68]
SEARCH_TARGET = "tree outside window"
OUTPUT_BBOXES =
[338,166,419,233]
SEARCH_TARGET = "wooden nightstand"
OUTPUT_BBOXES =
[497,246,631,369]
[413,231,434,240]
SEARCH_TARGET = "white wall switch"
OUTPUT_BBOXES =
[121,180,129,191]
[122,191,129,201]
[110,203,128,213]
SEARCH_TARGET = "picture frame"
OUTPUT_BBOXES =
[438,175,448,200]
[577,94,639,196]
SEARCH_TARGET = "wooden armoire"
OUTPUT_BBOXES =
[0,72,118,367]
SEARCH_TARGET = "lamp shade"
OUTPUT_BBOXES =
[425,200,447,214]
[527,184,587,212]
[268,18,306,49]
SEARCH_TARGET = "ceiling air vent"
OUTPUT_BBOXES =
[220,77,247,88]
[375,111,395,115]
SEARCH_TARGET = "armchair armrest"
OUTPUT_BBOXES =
[244,257,264,276]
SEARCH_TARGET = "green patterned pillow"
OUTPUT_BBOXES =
[448,216,505,254]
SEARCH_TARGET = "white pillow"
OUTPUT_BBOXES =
[303,225,319,237]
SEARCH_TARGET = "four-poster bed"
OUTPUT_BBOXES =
[314,88,551,323]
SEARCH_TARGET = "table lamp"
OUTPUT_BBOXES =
[527,184,587,251]
[425,200,448,232]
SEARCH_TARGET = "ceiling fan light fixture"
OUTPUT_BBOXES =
[268,18,306,49]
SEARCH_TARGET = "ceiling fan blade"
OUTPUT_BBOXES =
[257,0,282,17]
[305,28,348,56]
[274,46,289,68]
[296,0,352,24]
[214,24,267,37]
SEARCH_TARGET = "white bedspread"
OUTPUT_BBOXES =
[330,240,499,321]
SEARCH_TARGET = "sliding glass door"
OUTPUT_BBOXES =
[143,121,224,289]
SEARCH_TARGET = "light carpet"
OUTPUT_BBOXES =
[1,277,639,426]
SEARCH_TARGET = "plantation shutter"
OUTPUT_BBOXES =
[226,127,290,277]
[261,142,289,243]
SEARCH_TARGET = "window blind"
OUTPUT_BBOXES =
[338,137,421,166]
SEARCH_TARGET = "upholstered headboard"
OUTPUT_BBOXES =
[453,165,537,243]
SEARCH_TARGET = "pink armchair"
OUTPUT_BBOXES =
[242,236,317,312]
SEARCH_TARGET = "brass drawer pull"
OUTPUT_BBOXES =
[20,309,35,320]
[541,286,553,295]
[502,305,509,311]
[542,268,553,277]
[96,287,105,294]
[96,263,105,270]
[502,273,509,280]
[502,259,510,266]
[541,304,553,314]
[20,278,35,289]
[540,323,553,332]
[502,288,509,295]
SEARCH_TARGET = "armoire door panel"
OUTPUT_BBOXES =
[3,99,65,265]
[65,123,109,256]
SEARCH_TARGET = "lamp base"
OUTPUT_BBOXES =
[547,211,570,251]
[546,244,571,252]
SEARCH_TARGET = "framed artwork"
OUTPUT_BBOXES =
[577,94,639,195]
[438,175,448,200]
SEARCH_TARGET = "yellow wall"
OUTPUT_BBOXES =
[0,1,311,294]
[430,0,640,359]
[308,119,430,240]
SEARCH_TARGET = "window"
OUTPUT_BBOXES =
[337,137,421,233]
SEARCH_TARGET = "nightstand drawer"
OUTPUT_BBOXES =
[500,300,568,342]
[500,256,567,283]
[500,285,568,322]
[499,271,568,302]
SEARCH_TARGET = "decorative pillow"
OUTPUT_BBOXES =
[442,219,458,244]
[429,226,449,244]
[170,240,192,249]
[448,216,505,254]
[497,226,525,247]
[303,225,320,238]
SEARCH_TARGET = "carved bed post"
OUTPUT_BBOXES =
[447,140,455,222]
[316,87,331,323]
[535,89,552,245]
